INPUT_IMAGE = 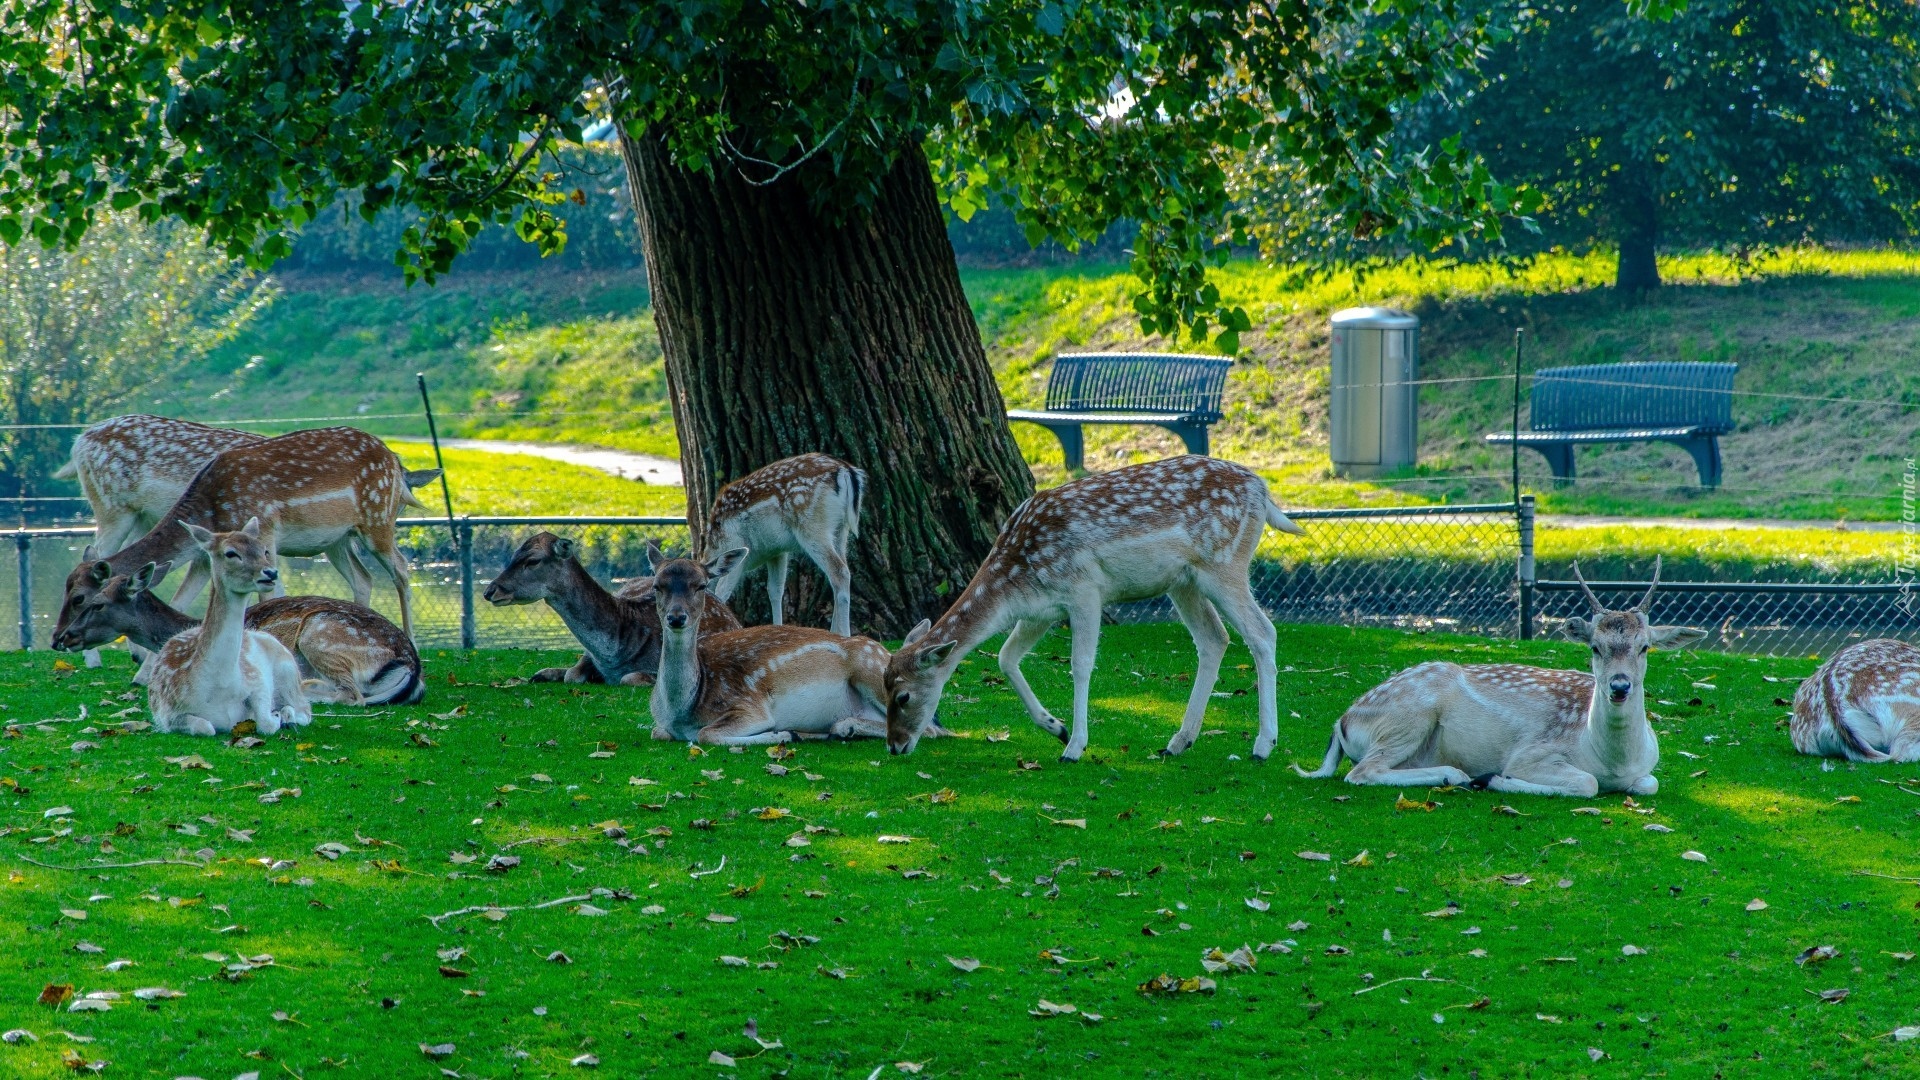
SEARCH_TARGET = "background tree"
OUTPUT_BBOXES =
[0,213,270,514]
[0,0,1519,631]
[1442,0,1920,290]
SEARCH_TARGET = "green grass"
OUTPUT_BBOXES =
[385,443,687,518]
[3,624,1916,1076]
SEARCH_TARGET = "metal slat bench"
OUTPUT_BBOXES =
[1485,361,1737,488]
[1008,352,1232,471]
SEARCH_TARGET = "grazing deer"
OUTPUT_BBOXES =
[482,531,740,685]
[1791,638,1920,762]
[648,545,900,744]
[883,455,1306,762]
[52,427,440,641]
[145,519,311,737]
[706,453,865,636]
[1295,560,1707,796]
[51,561,424,705]
[57,415,262,555]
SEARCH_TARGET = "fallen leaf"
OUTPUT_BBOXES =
[1893,1026,1920,1042]
[1680,850,1708,863]
[1245,897,1271,912]
[1287,920,1310,931]
[946,956,981,972]
[438,966,469,979]
[1746,898,1769,912]
[1200,945,1257,974]
[1587,1047,1607,1063]
[130,988,183,1001]
[718,956,750,968]
[1296,851,1330,862]
[1031,999,1080,1016]
[1621,945,1647,956]
[876,835,913,844]
[708,1051,736,1067]
[1644,823,1674,834]
[1570,807,1602,816]
[1343,850,1372,867]
[419,1043,456,1059]
[71,942,102,955]
[1816,987,1850,1004]
[1394,795,1438,812]
[484,855,521,873]
[1498,874,1532,887]
[1795,945,1840,966]
[571,1053,600,1067]
[574,904,609,917]
[706,913,738,924]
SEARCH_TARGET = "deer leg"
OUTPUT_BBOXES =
[1484,761,1599,798]
[324,537,375,608]
[1163,583,1228,759]
[1626,774,1659,796]
[1061,598,1103,763]
[176,714,218,738]
[91,512,139,559]
[998,618,1065,741]
[1339,710,1471,788]
[799,538,853,638]
[693,708,790,746]
[362,526,415,637]
[828,715,887,739]
[1203,578,1281,762]
[764,551,791,627]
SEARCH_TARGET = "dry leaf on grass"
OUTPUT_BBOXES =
[571,1053,600,1067]
[1395,795,1438,812]
[1498,874,1532,887]
[1621,945,1647,956]
[1245,897,1271,912]
[876,835,913,844]
[1344,850,1372,867]
[1296,851,1330,862]
[1681,850,1708,863]
[1287,920,1310,932]
[946,956,981,972]
[1795,945,1839,966]
[1746,898,1769,912]
[419,1043,456,1059]
[1200,946,1257,974]
[1814,987,1850,1004]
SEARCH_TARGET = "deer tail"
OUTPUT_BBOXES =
[53,458,78,480]
[1291,721,1346,778]
[1264,491,1306,536]
[1806,662,1892,762]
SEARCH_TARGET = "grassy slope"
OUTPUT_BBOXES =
[385,443,686,518]
[1,625,1916,1077]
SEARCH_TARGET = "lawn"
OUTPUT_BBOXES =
[384,443,687,519]
[2,623,1916,1077]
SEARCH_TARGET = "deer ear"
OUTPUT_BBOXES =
[182,521,216,549]
[902,619,932,647]
[1563,616,1594,644]
[552,536,577,561]
[86,561,112,586]
[643,538,665,574]
[1650,625,1709,650]
[241,516,262,539]
[129,562,163,593]
[916,640,958,670]
[705,546,748,581]
[80,544,97,562]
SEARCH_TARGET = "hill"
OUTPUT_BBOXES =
[164,249,1920,522]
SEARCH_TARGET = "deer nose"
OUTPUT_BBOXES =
[665,612,688,630]
[1608,675,1632,701]
[261,568,278,582]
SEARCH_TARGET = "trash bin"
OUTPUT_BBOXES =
[1328,307,1419,478]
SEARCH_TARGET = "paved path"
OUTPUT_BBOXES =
[390,437,682,486]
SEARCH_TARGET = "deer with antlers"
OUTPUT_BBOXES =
[482,532,740,684]
[705,453,865,636]
[1295,560,1706,796]
[51,560,424,705]
[144,518,311,736]
[1790,639,1920,762]
[52,427,439,642]
[57,415,263,556]
[647,544,915,744]
[883,455,1306,761]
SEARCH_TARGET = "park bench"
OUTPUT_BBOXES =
[1485,361,1737,488]
[1008,352,1232,471]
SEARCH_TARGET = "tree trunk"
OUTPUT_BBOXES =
[616,132,1034,637]
[1612,166,1661,292]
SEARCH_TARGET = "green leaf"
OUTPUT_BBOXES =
[109,191,141,211]
[1035,3,1065,37]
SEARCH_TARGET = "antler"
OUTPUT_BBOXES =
[1570,560,1603,614]
[1637,555,1663,612]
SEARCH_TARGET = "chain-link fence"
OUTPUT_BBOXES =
[6,503,1917,656]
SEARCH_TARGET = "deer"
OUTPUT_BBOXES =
[50,560,424,705]
[482,531,741,685]
[882,455,1306,762]
[705,453,865,636]
[144,518,311,737]
[52,427,440,642]
[1294,559,1707,796]
[56,414,262,556]
[647,543,908,745]
[1790,638,1920,762]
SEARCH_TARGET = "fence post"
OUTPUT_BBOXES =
[15,533,31,652]
[458,520,476,650]
[1517,494,1536,640]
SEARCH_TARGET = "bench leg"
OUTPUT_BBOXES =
[1166,423,1210,458]
[1044,423,1085,472]
[1675,436,1723,489]
[1532,443,1576,487]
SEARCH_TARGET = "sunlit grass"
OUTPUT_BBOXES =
[2,624,1916,1075]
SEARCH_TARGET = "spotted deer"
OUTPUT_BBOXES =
[1296,560,1707,796]
[1791,639,1920,762]
[706,453,865,636]
[648,544,905,744]
[481,531,740,685]
[50,560,424,705]
[883,455,1305,762]
[56,415,262,555]
[144,519,311,736]
[52,427,439,641]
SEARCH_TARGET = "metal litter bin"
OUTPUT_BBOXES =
[1329,307,1419,478]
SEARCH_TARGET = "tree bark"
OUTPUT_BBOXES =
[616,132,1034,636]
[1612,164,1662,291]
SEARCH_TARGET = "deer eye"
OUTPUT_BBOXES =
[1640,644,1650,654]
[893,692,911,707]
[225,550,239,560]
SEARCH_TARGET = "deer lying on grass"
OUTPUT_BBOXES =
[706,453,865,636]
[883,455,1305,762]
[52,427,439,640]
[1296,560,1706,796]
[57,415,261,556]
[145,519,311,736]
[51,561,423,705]
[482,532,740,685]
[1791,638,1920,762]
[648,544,906,745]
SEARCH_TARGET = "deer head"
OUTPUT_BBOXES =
[1563,557,1707,709]
[52,545,118,646]
[50,561,172,652]
[483,532,580,605]
[183,517,277,596]
[649,542,747,635]
[883,619,959,755]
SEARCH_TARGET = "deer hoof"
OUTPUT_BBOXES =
[1468,772,1498,791]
